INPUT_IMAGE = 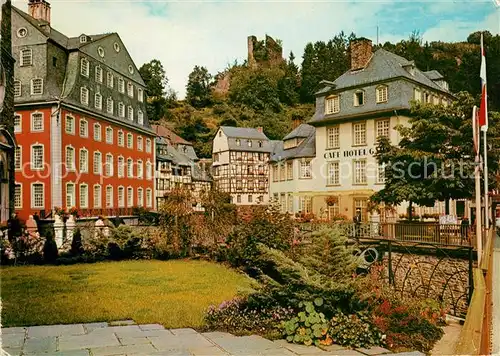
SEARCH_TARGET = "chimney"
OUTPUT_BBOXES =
[350,38,372,71]
[256,126,263,133]
[28,0,51,24]
[292,118,302,130]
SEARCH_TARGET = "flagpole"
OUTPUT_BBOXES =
[480,32,490,230]
[473,106,482,264]
[483,128,489,230]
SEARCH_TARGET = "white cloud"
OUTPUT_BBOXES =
[11,0,498,98]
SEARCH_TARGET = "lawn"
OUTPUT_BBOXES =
[0,260,254,328]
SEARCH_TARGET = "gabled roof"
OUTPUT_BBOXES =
[315,48,450,95]
[220,126,268,140]
[271,125,316,162]
[423,70,444,81]
[152,125,192,145]
[283,124,315,141]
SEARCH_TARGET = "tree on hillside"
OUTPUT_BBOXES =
[277,52,300,106]
[186,65,213,108]
[139,59,170,121]
[371,92,500,219]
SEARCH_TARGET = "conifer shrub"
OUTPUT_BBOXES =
[42,229,58,264]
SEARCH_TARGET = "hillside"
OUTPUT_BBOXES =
[140,31,500,158]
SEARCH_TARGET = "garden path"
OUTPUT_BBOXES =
[0,320,425,356]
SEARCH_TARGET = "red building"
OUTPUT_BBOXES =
[12,0,155,221]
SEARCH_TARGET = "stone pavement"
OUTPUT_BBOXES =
[0,320,425,356]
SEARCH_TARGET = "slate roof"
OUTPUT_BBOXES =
[315,48,449,95]
[220,126,268,140]
[220,126,272,153]
[270,124,316,162]
[423,70,444,81]
[152,125,192,146]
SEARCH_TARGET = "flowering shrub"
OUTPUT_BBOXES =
[329,311,385,348]
[204,297,294,338]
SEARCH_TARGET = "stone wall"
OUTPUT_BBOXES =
[382,251,470,317]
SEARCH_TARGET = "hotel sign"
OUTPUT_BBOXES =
[324,148,376,159]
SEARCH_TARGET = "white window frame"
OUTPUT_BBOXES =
[65,115,75,135]
[353,122,367,146]
[118,78,125,93]
[377,163,386,184]
[327,161,340,186]
[95,93,102,110]
[105,154,114,177]
[138,110,144,125]
[127,158,134,178]
[66,182,76,208]
[127,186,134,207]
[354,159,367,185]
[31,112,44,132]
[80,87,89,105]
[146,161,152,180]
[30,143,44,170]
[14,80,21,97]
[137,136,143,151]
[20,48,32,66]
[300,160,312,179]
[80,57,90,77]
[146,188,152,208]
[94,123,102,141]
[14,114,22,133]
[137,188,144,207]
[15,146,22,170]
[376,119,390,139]
[354,90,365,107]
[118,186,125,208]
[79,119,88,137]
[127,82,134,98]
[14,183,22,209]
[118,102,125,118]
[30,78,43,95]
[107,72,114,88]
[118,156,125,177]
[127,133,133,149]
[105,126,113,144]
[79,148,88,173]
[31,182,45,209]
[66,145,76,172]
[106,186,114,208]
[95,66,103,83]
[376,85,388,103]
[137,160,143,179]
[327,125,339,149]
[325,95,340,114]
[138,88,144,102]
[118,130,124,147]
[79,183,88,208]
[93,151,102,175]
[146,138,152,153]
[106,97,114,115]
[127,106,134,121]
[93,184,102,208]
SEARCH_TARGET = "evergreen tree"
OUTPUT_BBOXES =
[139,59,169,121]
[186,65,213,108]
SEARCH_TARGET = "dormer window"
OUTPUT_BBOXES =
[325,95,340,114]
[236,139,241,147]
[354,91,364,107]
[247,140,252,147]
[258,141,263,148]
[376,85,388,103]
[79,35,87,43]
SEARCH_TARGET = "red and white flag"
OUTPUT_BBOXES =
[478,33,488,131]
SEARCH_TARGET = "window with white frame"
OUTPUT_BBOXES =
[354,90,365,106]
[118,156,124,177]
[299,196,312,214]
[80,87,89,105]
[118,186,125,207]
[127,187,133,207]
[127,158,133,177]
[118,102,125,117]
[300,160,312,179]
[93,185,102,208]
[137,136,143,151]
[31,183,44,208]
[286,161,293,180]
[127,106,134,121]
[31,144,44,170]
[79,119,88,137]
[377,163,386,184]
[31,78,43,95]
[95,66,103,83]
[95,93,102,109]
[79,149,88,173]
[15,146,22,170]
[20,48,32,66]
[353,122,366,146]
[138,88,144,102]
[376,85,388,103]
[127,82,134,97]
[414,88,421,102]
[106,97,114,114]
[105,154,114,177]
[66,146,75,171]
[354,159,367,184]
[146,189,152,208]
[118,78,125,93]
[79,184,88,208]
[65,115,75,134]
[14,80,21,97]
[327,125,340,149]
[325,95,340,114]
[31,112,43,132]
[80,57,90,77]
[93,151,102,175]
[127,133,133,148]
[118,131,124,146]
[107,72,114,88]
[137,160,143,179]
[105,127,113,144]
[94,123,101,141]
[106,186,113,208]
[137,188,144,207]
[15,184,22,209]
[66,183,75,208]
[327,161,340,185]
[146,161,152,180]
[146,138,151,153]
[376,119,390,139]
[14,114,22,133]
[138,110,144,125]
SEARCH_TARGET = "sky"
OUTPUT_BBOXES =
[12,0,500,99]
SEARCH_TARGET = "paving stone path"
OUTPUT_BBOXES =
[0,320,425,356]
